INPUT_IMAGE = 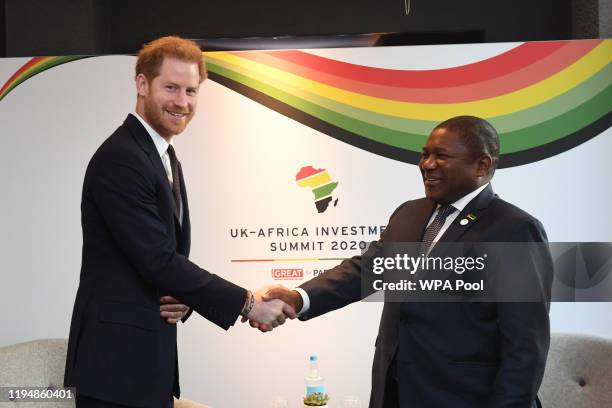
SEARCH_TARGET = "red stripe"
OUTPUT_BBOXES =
[239,40,599,103]
[261,41,585,88]
[295,166,325,180]
[0,57,47,96]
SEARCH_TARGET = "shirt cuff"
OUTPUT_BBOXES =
[293,287,310,316]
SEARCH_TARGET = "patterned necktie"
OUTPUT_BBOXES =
[419,205,456,255]
[166,144,183,217]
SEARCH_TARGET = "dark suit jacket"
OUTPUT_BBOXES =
[300,185,552,408]
[64,114,246,407]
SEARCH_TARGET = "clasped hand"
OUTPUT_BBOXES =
[160,296,190,324]
[241,285,302,333]
[158,286,300,332]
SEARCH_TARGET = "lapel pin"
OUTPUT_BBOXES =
[459,213,477,226]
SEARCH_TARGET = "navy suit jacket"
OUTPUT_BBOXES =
[300,185,552,408]
[64,114,246,407]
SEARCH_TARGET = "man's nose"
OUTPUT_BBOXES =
[420,156,436,169]
[173,91,188,108]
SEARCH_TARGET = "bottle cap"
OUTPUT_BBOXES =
[310,355,318,362]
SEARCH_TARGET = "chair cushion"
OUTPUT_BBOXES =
[0,338,73,407]
[539,333,612,408]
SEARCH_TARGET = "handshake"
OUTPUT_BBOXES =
[240,285,304,332]
[159,285,302,332]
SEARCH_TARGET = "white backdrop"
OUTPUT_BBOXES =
[1,43,611,407]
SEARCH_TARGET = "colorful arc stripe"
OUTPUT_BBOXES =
[2,41,610,167]
[237,41,594,103]
[0,56,91,102]
[263,42,568,88]
[203,39,611,167]
[206,41,610,120]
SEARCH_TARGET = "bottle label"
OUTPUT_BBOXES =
[306,385,326,395]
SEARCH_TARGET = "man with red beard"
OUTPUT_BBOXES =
[64,36,294,408]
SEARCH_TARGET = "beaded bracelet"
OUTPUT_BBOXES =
[241,290,255,316]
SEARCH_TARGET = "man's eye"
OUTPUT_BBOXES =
[187,89,197,96]
[166,85,176,91]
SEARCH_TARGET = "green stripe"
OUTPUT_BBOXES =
[209,56,611,139]
[500,85,612,153]
[208,60,610,154]
[208,62,428,150]
[207,56,437,135]
[1,56,89,101]
[312,182,339,200]
[491,62,612,132]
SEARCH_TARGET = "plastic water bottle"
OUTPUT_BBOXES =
[305,355,326,396]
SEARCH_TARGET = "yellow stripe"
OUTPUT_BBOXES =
[206,41,611,121]
[4,57,55,92]
[296,172,331,187]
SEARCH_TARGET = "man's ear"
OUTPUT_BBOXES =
[475,154,492,178]
[135,73,149,97]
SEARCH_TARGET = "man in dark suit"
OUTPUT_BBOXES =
[261,116,553,408]
[64,36,294,408]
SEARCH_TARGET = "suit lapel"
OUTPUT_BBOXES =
[125,114,182,225]
[429,184,495,257]
[379,199,436,353]
[178,161,190,254]
[398,187,497,340]
[396,199,436,243]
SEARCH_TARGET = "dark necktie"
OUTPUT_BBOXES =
[166,144,183,217]
[419,205,456,255]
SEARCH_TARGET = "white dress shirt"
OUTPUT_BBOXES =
[133,112,182,223]
[424,182,489,249]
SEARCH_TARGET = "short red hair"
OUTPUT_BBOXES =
[135,36,207,83]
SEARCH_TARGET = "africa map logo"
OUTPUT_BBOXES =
[296,166,339,213]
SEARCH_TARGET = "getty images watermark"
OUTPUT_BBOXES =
[358,242,612,302]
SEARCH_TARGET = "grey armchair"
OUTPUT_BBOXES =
[0,339,209,408]
[539,333,612,407]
